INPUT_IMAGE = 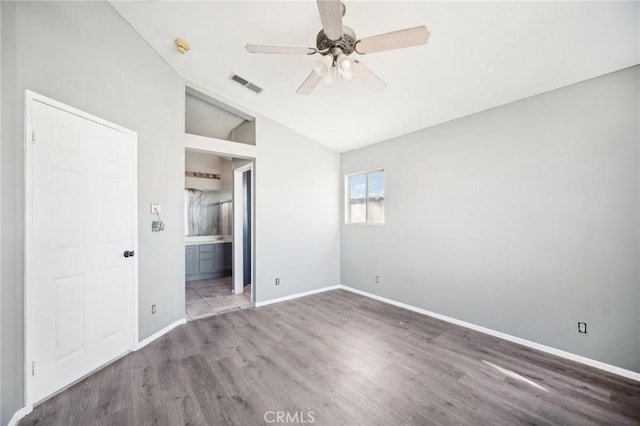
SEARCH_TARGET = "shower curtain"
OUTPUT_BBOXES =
[185,189,220,236]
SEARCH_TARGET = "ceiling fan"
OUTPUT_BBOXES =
[245,0,430,95]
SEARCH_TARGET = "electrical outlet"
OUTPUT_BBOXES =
[275,277,281,286]
[151,304,157,314]
[375,275,381,284]
[151,203,161,215]
[578,322,587,334]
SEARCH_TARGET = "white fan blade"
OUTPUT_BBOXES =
[355,26,430,54]
[296,71,321,95]
[352,61,386,92]
[317,0,343,41]
[246,44,317,55]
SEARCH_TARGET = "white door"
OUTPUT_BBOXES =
[26,94,137,405]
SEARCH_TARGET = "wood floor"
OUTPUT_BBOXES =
[20,289,640,425]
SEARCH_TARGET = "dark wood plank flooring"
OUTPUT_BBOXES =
[20,289,640,425]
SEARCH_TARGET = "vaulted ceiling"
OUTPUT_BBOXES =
[111,1,639,152]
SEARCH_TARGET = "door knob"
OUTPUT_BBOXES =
[123,250,135,258]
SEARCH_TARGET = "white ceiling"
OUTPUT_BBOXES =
[111,1,639,153]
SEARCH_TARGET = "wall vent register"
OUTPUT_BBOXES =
[230,73,264,95]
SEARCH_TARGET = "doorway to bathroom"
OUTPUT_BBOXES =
[233,162,253,296]
[184,149,253,320]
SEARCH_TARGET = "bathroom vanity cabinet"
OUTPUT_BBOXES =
[185,242,232,282]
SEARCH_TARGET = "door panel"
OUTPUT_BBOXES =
[54,275,85,360]
[28,98,136,405]
[51,168,83,247]
[97,267,125,341]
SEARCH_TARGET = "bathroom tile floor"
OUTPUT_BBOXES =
[186,276,252,321]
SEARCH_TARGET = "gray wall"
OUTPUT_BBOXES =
[0,2,341,423]
[341,66,640,372]
[1,3,19,422]
[255,118,341,302]
[0,2,183,422]
[0,3,3,423]
[230,119,256,146]
[185,93,245,140]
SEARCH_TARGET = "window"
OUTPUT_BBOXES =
[346,169,385,224]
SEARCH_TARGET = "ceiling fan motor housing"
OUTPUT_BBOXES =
[316,25,357,55]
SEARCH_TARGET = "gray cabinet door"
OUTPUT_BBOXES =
[214,243,232,272]
[186,243,231,282]
[185,246,197,275]
[198,244,215,274]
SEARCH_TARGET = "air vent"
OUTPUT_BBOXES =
[230,73,263,95]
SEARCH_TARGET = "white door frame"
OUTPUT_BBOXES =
[23,90,139,409]
[233,163,255,300]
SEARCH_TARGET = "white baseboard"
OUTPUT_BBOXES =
[338,285,640,382]
[8,406,32,426]
[134,318,187,351]
[255,285,341,307]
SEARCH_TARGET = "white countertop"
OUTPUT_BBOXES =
[185,236,232,246]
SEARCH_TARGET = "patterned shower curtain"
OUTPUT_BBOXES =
[185,189,220,236]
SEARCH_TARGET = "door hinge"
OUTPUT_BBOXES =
[32,130,35,144]
[32,361,35,376]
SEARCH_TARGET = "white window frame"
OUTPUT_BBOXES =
[345,169,385,225]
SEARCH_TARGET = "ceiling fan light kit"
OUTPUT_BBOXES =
[245,0,430,95]
[314,50,353,83]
